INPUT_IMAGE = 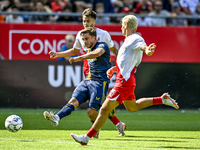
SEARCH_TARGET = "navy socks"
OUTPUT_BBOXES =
[57,103,75,120]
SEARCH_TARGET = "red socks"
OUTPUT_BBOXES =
[86,116,121,138]
[109,115,120,125]
[153,97,163,105]
[86,128,98,138]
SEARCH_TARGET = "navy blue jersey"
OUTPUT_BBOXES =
[86,41,111,82]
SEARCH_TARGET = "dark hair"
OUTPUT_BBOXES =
[152,0,163,9]
[11,5,20,10]
[82,8,97,20]
[80,27,96,37]
[63,4,72,11]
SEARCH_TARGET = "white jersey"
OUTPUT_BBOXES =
[73,28,114,53]
[117,33,146,81]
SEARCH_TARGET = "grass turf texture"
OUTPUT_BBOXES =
[0,109,200,150]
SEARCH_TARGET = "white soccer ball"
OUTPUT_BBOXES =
[5,115,23,132]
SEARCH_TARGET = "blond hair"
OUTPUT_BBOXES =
[65,34,75,41]
[122,15,138,32]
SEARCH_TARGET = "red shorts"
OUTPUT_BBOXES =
[107,84,136,104]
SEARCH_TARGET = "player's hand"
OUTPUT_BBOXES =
[146,43,156,56]
[49,51,57,59]
[69,57,81,64]
[107,67,116,79]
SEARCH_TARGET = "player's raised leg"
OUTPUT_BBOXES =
[124,93,179,112]
[44,98,79,126]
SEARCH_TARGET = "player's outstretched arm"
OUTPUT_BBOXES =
[141,43,156,56]
[49,48,79,59]
[49,51,57,59]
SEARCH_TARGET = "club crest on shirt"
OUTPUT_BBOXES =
[97,37,100,41]
[110,89,117,97]
[96,97,100,101]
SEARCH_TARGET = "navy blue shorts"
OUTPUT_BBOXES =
[72,80,108,110]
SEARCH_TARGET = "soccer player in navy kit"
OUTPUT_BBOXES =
[44,27,125,137]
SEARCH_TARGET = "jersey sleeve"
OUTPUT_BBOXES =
[132,36,146,51]
[103,31,114,48]
[73,31,82,50]
[97,43,106,49]
[96,42,110,55]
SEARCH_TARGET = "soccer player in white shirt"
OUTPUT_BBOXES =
[71,15,179,145]
[45,8,126,138]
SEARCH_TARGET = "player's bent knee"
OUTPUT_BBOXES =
[99,106,111,117]
[68,98,79,108]
[87,108,97,120]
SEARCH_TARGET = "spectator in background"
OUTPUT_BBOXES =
[74,0,92,9]
[134,0,152,14]
[162,0,173,12]
[111,0,123,13]
[2,0,31,22]
[0,5,5,22]
[148,0,170,26]
[29,0,50,23]
[50,0,72,22]
[179,0,199,25]
[118,0,134,14]
[2,0,14,11]
[51,0,67,12]
[56,5,75,22]
[192,2,200,26]
[169,1,187,26]
[0,14,4,23]
[137,5,152,26]
[58,34,77,61]
[179,0,199,15]
[73,4,84,23]
[93,0,114,13]
[5,5,24,23]
[2,0,32,11]
[42,0,53,8]
[95,2,110,24]
[114,0,134,23]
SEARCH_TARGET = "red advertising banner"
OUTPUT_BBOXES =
[0,23,200,63]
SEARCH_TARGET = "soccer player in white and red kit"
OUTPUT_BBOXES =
[71,15,179,145]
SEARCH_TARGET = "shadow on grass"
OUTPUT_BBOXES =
[160,146,200,149]
[126,135,200,140]
[104,138,184,143]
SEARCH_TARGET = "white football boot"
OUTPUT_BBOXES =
[71,133,89,145]
[161,93,179,109]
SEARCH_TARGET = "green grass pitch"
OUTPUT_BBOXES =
[0,108,200,150]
